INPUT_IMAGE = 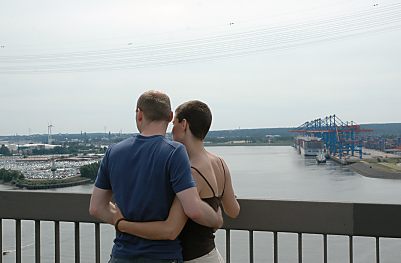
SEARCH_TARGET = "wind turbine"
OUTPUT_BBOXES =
[48,123,54,144]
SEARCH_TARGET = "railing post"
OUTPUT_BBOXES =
[349,235,353,263]
[35,220,41,263]
[0,219,2,263]
[249,230,254,263]
[376,237,380,263]
[298,233,302,263]
[323,234,327,263]
[16,219,21,263]
[226,229,231,263]
[55,221,60,263]
[273,232,278,263]
[75,222,80,263]
[95,223,100,263]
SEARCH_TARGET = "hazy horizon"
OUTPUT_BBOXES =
[1,121,400,137]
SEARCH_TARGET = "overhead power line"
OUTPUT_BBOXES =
[1,3,401,73]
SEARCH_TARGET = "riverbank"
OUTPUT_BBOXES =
[329,148,401,179]
[14,176,92,190]
[205,142,292,147]
[351,161,401,180]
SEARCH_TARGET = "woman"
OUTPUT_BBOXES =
[111,100,240,262]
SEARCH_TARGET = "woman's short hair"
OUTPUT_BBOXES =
[175,100,212,140]
[136,90,171,121]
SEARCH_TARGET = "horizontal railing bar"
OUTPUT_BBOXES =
[0,191,98,223]
[2,191,401,238]
[223,199,401,238]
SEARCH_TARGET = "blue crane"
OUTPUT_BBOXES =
[290,114,372,159]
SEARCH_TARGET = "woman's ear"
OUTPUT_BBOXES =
[181,119,188,131]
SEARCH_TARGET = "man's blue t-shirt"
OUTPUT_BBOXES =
[95,134,195,260]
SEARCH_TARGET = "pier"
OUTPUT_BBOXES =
[1,191,401,262]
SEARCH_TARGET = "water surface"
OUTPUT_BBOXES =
[2,146,401,262]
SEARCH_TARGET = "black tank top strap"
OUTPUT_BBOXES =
[218,157,227,197]
[191,166,216,197]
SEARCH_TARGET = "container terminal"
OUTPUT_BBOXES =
[290,114,401,179]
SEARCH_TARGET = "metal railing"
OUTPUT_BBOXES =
[1,191,401,263]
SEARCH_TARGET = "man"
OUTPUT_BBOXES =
[89,90,222,263]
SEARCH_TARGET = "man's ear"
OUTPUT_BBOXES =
[136,109,143,122]
[135,109,143,132]
[168,111,173,122]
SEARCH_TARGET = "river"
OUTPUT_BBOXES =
[1,146,401,262]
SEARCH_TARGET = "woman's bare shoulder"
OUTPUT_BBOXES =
[206,151,220,161]
[206,151,228,175]
[207,151,228,167]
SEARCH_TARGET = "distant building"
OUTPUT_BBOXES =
[18,143,61,155]
[0,143,18,154]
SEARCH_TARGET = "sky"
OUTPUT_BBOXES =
[1,0,400,136]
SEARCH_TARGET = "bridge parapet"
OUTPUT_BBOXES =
[1,191,401,262]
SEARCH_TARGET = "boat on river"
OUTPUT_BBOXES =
[294,136,324,156]
[316,151,326,164]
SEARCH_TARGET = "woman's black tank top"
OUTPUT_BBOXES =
[179,161,226,261]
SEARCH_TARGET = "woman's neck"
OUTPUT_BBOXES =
[185,138,206,161]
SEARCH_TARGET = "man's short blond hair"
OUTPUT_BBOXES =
[136,90,171,122]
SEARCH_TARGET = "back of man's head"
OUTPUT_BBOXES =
[137,90,172,122]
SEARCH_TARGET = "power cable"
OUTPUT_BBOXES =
[0,2,400,73]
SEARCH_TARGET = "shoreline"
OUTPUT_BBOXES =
[350,161,401,180]
[205,142,292,147]
[14,176,92,190]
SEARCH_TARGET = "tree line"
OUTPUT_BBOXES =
[0,168,24,183]
[0,145,11,156]
[80,161,100,182]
